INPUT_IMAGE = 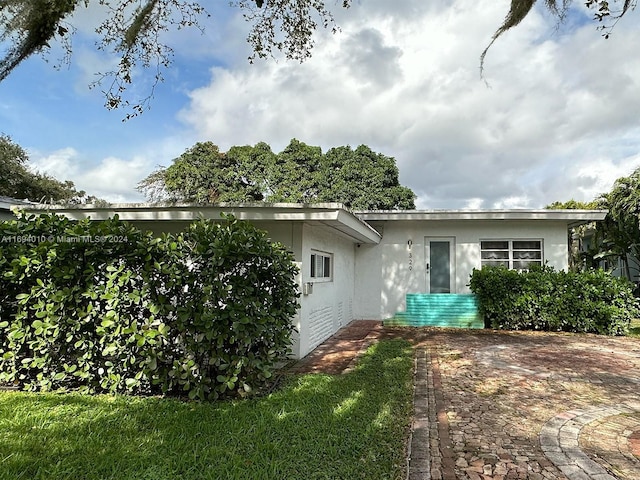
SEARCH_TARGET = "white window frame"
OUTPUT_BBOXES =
[480,239,543,270]
[310,250,333,282]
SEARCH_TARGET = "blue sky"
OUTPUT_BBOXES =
[1,0,640,207]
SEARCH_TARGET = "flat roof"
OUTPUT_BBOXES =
[355,209,608,227]
[16,202,383,245]
[0,196,32,210]
[12,203,609,239]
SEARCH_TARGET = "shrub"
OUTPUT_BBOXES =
[151,217,299,400]
[0,213,299,400]
[469,265,639,335]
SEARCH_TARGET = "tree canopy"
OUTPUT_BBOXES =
[545,199,600,210]
[137,139,416,210]
[138,141,270,203]
[0,1,633,117]
[0,134,89,203]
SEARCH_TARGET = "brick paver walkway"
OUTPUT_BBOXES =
[290,324,640,480]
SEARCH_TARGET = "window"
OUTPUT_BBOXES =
[310,251,332,280]
[481,240,543,270]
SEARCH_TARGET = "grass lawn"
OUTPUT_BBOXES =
[629,318,640,338]
[0,338,414,480]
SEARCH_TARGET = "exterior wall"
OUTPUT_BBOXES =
[0,210,14,220]
[354,220,570,321]
[298,223,356,357]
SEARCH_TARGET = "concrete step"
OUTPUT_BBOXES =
[385,293,484,329]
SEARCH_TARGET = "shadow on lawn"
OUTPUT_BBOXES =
[0,338,413,480]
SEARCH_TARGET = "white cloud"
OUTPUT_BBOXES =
[465,197,485,209]
[178,0,640,209]
[492,195,533,209]
[573,154,640,200]
[30,148,156,203]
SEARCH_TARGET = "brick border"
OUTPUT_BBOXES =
[407,348,457,480]
[540,404,640,480]
[407,349,431,480]
[430,348,457,480]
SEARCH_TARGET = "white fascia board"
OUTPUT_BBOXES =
[356,209,608,225]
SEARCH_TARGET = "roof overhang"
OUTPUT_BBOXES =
[16,202,383,245]
[356,209,608,228]
[1,196,32,212]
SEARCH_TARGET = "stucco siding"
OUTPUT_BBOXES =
[354,219,572,321]
[298,223,356,357]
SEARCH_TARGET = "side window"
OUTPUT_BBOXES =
[481,240,543,270]
[310,250,332,281]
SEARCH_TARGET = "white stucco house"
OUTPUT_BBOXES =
[9,202,606,358]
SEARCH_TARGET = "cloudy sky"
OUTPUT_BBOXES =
[1,0,639,208]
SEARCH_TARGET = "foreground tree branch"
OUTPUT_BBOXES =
[481,0,636,76]
[0,0,634,118]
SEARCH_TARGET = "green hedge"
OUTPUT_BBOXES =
[469,265,639,335]
[0,213,299,400]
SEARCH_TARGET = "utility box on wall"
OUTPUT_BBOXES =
[303,282,314,295]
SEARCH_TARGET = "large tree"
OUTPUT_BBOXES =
[0,1,633,117]
[267,139,323,203]
[137,139,416,209]
[137,141,271,203]
[319,145,415,210]
[0,134,87,203]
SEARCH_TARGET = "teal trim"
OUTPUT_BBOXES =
[385,293,484,329]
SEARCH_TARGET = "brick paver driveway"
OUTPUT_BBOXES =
[292,323,640,480]
[409,329,640,480]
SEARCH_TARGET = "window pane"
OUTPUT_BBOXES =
[513,241,541,250]
[482,260,509,268]
[481,251,509,260]
[513,251,541,260]
[513,260,542,269]
[310,251,332,280]
[481,241,509,250]
[430,241,451,293]
[315,255,324,277]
